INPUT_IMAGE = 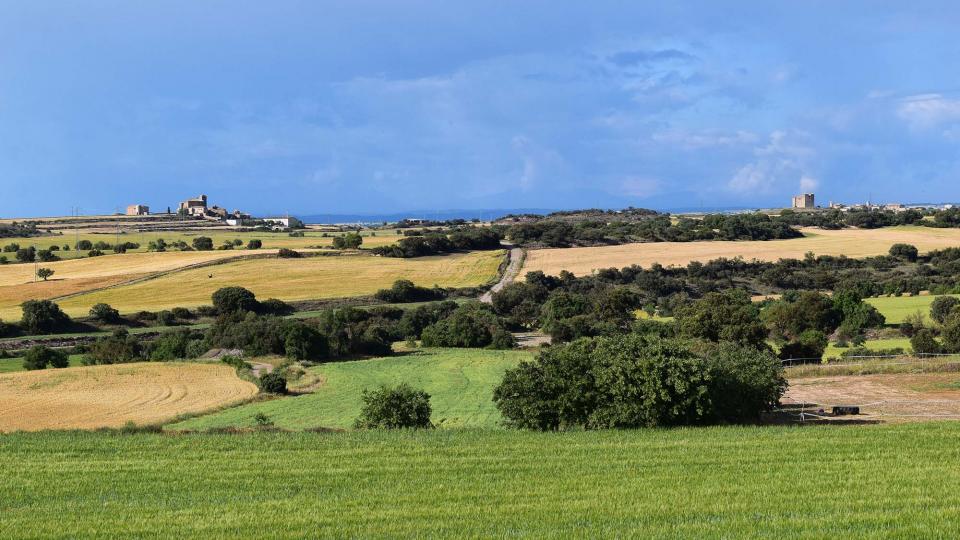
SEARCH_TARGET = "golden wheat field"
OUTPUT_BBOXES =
[522,226,960,276]
[0,363,258,431]
[51,250,505,316]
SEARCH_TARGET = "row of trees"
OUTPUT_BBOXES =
[371,228,502,257]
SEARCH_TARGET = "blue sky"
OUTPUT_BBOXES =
[2,1,960,217]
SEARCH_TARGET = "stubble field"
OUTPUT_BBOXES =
[522,226,960,276]
[0,363,258,431]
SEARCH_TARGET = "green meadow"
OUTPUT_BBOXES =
[866,294,959,324]
[170,348,533,431]
[3,423,960,537]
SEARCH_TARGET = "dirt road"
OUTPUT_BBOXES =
[480,248,524,303]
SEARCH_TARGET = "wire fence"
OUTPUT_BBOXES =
[780,352,960,366]
[778,400,960,422]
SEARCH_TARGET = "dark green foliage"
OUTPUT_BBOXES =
[258,298,294,316]
[149,329,203,360]
[156,311,176,326]
[87,249,104,257]
[397,301,458,338]
[491,282,549,328]
[89,303,121,324]
[354,383,433,429]
[942,314,960,354]
[778,330,828,361]
[170,307,194,320]
[284,324,329,360]
[220,355,251,370]
[16,246,36,263]
[332,233,363,249]
[278,248,301,258]
[192,237,214,251]
[676,290,767,347]
[36,267,54,281]
[247,239,262,250]
[889,243,919,262]
[75,239,93,250]
[20,300,71,334]
[493,334,785,430]
[420,303,515,349]
[762,291,842,339]
[911,329,943,355]
[37,249,59,262]
[930,296,960,324]
[84,329,143,364]
[212,287,259,315]
[372,228,502,257]
[258,372,287,394]
[374,279,444,303]
[22,346,69,370]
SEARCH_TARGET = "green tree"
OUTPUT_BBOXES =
[20,300,71,334]
[36,267,54,281]
[211,287,258,315]
[16,247,36,263]
[889,243,919,262]
[675,289,767,347]
[258,372,287,394]
[247,239,262,250]
[354,383,433,429]
[191,236,214,251]
[89,303,121,324]
[930,296,960,325]
[911,328,942,355]
[22,346,69,370]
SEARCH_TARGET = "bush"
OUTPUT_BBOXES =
[247,239,262,250]
[942,314,960,353]
[89,303,121,324]
[278,248,301,258]
[258,372,287,394]
[420,303,514,349]
[149,329,201,360]
[212,286,259,315]
[493,334,785,430]
[84,329,142,364]
[931,296,960,324]
[353,383,433,429]
[75,239,93,250]
[16,247,36,263]
[374,279,444,303]
[87,249,104,257]
[778,330,828,361]
[332,233,363,250]
[156,311,176,326]
[259,298,294,316]
[20,300,71,334]
[195,305,218,318]
[192,237,214,251]
[170,307,194,320]
[911,328,943,355]
[22,346,69,370]
[37,249,59,262]
[676,290,767,347]
[889,243,919,262]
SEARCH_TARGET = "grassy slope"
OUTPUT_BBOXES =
[172,348,532,430]
[824,338,912,359]
[3,424,960,537]
[0,355,84,373]
[866,294,960,324]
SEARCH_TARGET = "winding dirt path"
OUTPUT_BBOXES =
[480,247,524,303]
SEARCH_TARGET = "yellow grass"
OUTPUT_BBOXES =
[0,363,257,431]
[54,250,505,316]
[522,226,960,276]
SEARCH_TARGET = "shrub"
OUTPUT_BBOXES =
[89,303,121,324]
[195,305,218,318]
[88,249,104,257]
[212,286,259,315]
[420,303,514,349]
[278,248,301,258]
[37,250,59,262]
[156,311,176,326]
[931,296,960,324]
[191,237,214,251]
[75,239,93,250]
[911,328,943,355]
[676,290,767,347]
[374,279,444,303]
[889,243,919,262]
[778,330,828,361]
[942,314,960,353]
[171,307,194,320]
[353,383,433,429]
[20,300,71,334]
[22,346,69,370]
[704,343,786,423]
[332,233,363,249]
[220,354,251,370]
[247,239,262,250]
[258,372,287,394]
[149,329,201,360]
[16,247,36,263]
[84,329,142,364]
[258,298,294,316]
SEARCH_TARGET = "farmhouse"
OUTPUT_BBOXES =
[264,217,292,227]
[126,204,149,216]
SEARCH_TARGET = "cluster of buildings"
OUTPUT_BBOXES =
[790,192,943,213]
[124,194,295,227]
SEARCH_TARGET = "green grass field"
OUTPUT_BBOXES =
[0,355,84,373]
[866,294,959,324]
[3,423,960,537]
[171,348,532,431]
[823,338,912,359]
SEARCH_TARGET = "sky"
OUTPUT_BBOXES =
[2,1,960,217]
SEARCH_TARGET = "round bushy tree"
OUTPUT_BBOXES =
[889,243,919,262]
[212,287,259,315]
[191,237,214,251]
[283,323,329,360]
[20,300,71,334]
[89,303,121,324]
[931,296,960,325]
[22,345,69,370]
[353,383,433,429]
[247,239,262,250]
[911,328,942,355]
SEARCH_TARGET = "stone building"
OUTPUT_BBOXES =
[126,204,149,216]
[791,193,815,209]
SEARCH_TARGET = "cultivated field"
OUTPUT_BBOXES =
[53,250,505,316]
[0,363,257,431]
[171,348,532,431]
[522,226,960,276]
[3,424,960,536]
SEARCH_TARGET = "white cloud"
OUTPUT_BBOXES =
[651,128,757,149]
[799,175,819,192]
[620,177,662,198]
[897,94,960,129]
[728,131,816,194]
